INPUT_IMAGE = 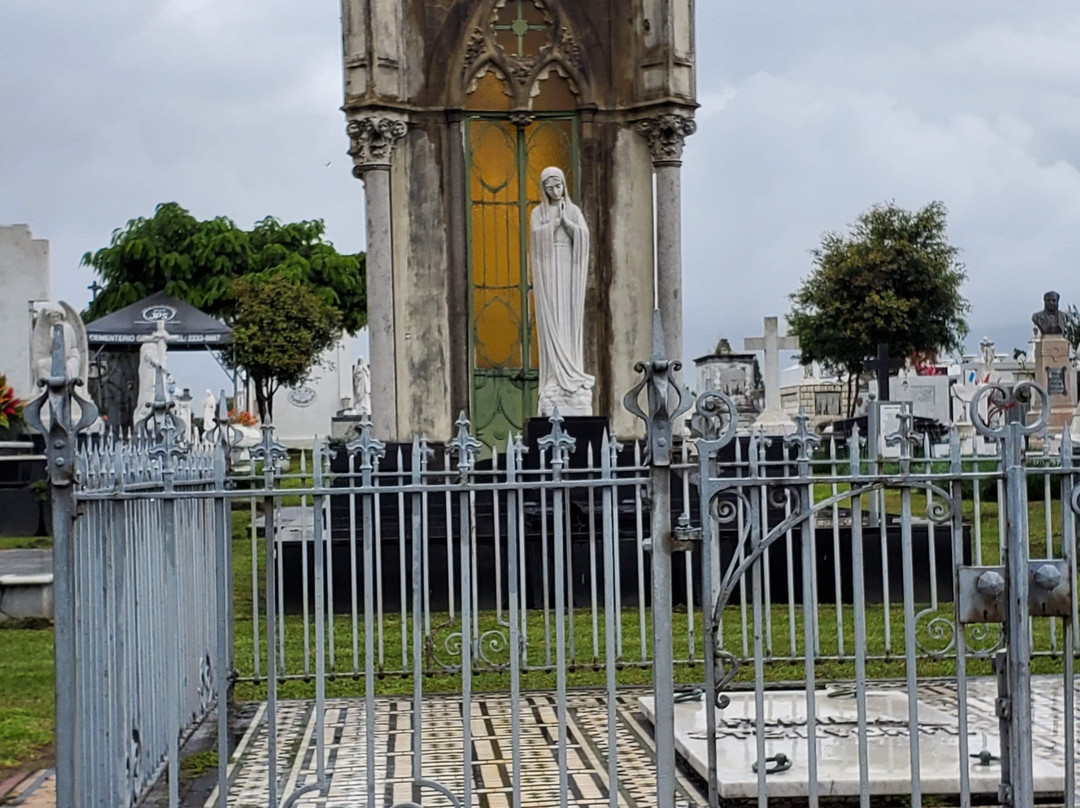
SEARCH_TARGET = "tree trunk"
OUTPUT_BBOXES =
[846,372,856,418]
[254,382,269,423]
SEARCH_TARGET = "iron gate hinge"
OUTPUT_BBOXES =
[999,783,1014,805]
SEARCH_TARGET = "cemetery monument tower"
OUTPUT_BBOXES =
[341,0,697,446]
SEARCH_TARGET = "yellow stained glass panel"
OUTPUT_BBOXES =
[466,70,512,112]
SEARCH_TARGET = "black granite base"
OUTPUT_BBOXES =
[278,521,968,615]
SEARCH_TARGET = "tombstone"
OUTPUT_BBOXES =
[694,349,759,431]
[891,373,950,424]
[744,317,799,434]
[639,688,1064,801]
[780,364,847,431]
[1,225,50,404]
[269,338,352,447]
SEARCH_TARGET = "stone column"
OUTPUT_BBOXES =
[635,113,696,370]
[347,116,407,439]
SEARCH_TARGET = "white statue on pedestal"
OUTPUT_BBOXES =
[353,357,371,416]
[530,166,594,416]
[135,321,172,424]
[200,389,217,435]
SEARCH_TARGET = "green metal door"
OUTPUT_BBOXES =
[467,115,578,448]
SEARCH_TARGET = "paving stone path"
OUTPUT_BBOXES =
[203,676,1079,808]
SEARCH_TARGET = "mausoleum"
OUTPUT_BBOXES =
[342,0,697,446]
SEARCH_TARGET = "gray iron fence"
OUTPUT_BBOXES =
[31,318,1079,808]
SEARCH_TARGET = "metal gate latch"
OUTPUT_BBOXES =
[958,566,1006,623]
[1029,560,1071,617]
[671,514,702,553]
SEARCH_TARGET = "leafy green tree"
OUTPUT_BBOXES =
[788,201,969,416]
[224,276,344,420]
[83,202,366,333]
[82,203,366,420]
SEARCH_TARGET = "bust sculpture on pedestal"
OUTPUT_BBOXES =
[1032,291,1068,337]
[1030,291,1075,432]
[530,166,594,416]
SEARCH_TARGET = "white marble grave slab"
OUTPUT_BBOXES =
[639,690,1064,799]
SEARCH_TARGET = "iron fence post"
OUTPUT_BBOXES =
[212,394,231,808]
[1003,415,1034,808]
[624,310,692,808]
[25,324,98,808]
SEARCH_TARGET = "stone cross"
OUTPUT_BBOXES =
[744,317,800,433]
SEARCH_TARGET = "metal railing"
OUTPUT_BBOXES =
[32,315,1079,808]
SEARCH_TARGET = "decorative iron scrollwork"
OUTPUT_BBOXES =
[623,310,692,467]
[970,381,1049,439]
[24,323,99,487]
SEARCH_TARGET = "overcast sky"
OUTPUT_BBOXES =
[4,0,1080,392]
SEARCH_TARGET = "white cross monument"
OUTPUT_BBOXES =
[745,316,800,434]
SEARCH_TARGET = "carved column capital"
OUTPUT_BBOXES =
[347,116,408,175]
[634,113,697,166]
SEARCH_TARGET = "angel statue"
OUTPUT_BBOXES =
[30,302,89,388]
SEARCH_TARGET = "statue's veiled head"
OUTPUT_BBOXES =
[540,166,566,204]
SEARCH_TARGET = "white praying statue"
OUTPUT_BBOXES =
[201,389,216,430]
[353,357,371,416]
[530,166,594,416]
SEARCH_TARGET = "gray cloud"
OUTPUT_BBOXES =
[3,2,1079,392]
[688,1,1080,362]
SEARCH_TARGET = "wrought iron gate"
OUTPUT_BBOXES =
[34,316,1078,808]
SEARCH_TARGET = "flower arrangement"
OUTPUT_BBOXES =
[229,410,258,427]
[0,375,25,431]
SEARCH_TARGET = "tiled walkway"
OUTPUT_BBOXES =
[0,769,55,807]
[5,678,1075,807]
[205,677,1078,808]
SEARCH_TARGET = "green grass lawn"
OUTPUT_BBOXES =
[0,625,54,778]
[0,536,51,551]
[0,536,55,777]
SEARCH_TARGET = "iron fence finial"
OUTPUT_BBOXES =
[784,407,820,461]
[447,412,481,474]
[538,408,576,468]
[346,415,386,472]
